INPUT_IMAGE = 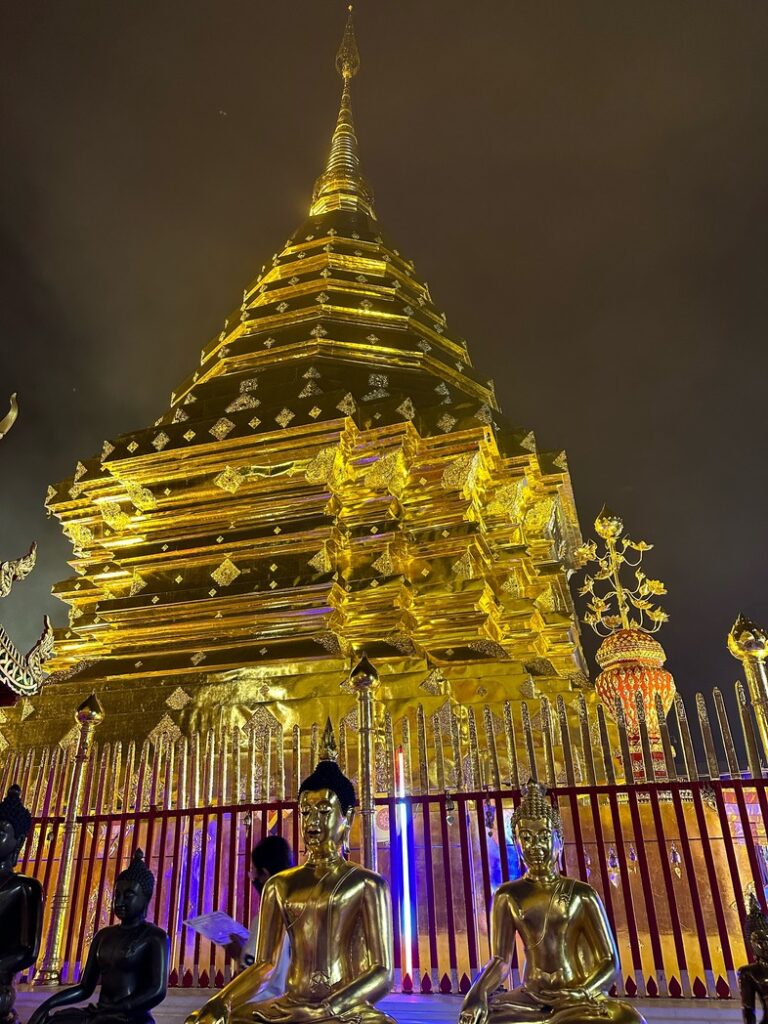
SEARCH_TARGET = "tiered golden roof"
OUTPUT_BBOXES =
[6,13,588,748]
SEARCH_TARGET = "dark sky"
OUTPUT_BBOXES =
[1,1,767,699]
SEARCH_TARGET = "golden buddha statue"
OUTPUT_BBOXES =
[459,781,646,1024]
[185,723,395,1024]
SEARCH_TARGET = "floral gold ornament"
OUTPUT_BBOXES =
[577,508,676,755]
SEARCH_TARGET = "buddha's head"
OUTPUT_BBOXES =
[299,725,356,855]
[746,892,768,964]
[510,780,564,874]
[114,849,155,925]
[0,784,32,874]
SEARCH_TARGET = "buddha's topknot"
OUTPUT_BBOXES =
[299,760,356,815]
[116,849,155,900]
[510,779,564,842]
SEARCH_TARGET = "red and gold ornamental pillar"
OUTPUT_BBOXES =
[595,627,676,776]
[576,507,676,779]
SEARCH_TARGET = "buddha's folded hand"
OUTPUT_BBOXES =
[185,996,229,1024]
[255,1005,338,1022]
[535,985,594,1008]
[458,997,489,1024]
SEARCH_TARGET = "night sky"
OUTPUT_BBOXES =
[1,1,766,698]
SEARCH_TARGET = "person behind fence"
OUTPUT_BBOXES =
[459,780,647,1024]
[0,784,43,1024]
[28,850,169,1024]
[225,836,293,991]
[184,719,396,1024]
[738,891,768,1024]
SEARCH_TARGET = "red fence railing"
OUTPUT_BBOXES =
[20,779,768,999]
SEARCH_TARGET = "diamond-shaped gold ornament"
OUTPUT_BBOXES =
[166,687,193,710]
[214,466,244,493]
[211,558,241,587]
[210,418,235,441]
[336,393,356,416]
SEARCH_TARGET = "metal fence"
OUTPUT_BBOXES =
[13,777,768,1000]
[6,678,768,999]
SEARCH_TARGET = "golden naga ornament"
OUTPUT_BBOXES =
[576,507,675,742]
[184,716,395,1024]
[0,394,18,440]
[459,780,647,1024]
[0,395,55,697]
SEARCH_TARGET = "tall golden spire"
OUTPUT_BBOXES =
[310,6,375,219]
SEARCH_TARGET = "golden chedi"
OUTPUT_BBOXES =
[459,781,646,1024]
[3,10,588,753]
[185,721,395,1024]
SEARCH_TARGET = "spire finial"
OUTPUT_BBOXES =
[336,6,360,81]
[310,5,375,219]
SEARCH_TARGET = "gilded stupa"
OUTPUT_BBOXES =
[4,12,589,750]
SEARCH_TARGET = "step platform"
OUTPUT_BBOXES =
[15,988,743,1024]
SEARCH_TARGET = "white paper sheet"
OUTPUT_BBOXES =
[184,911,250,945]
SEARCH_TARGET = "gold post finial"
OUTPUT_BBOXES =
[319,717,339,762]
[310,5,374,218]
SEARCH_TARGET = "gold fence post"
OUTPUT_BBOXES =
[712,686,740,778]
[36,694,104,985]
[729,614,768,761]
[351,654,378,871]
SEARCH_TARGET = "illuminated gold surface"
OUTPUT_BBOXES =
[459,782,646,1024]
[3,8,588,754]
[185,728,395,1024]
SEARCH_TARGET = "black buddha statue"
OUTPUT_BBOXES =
[0,784,43,1024]
[740,892,768,1024]
[28,850,169,1024]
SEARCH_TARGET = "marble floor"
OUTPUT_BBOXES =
[15,988,743,1024]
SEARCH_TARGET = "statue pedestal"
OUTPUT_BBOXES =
[11,988,743,1024]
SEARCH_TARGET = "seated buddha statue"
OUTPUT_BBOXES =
[459,781,646,1024]
[185,722,396,1024]
[28,850,169,1024]
[739,892,768,1024]
[0,784,43,1024]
